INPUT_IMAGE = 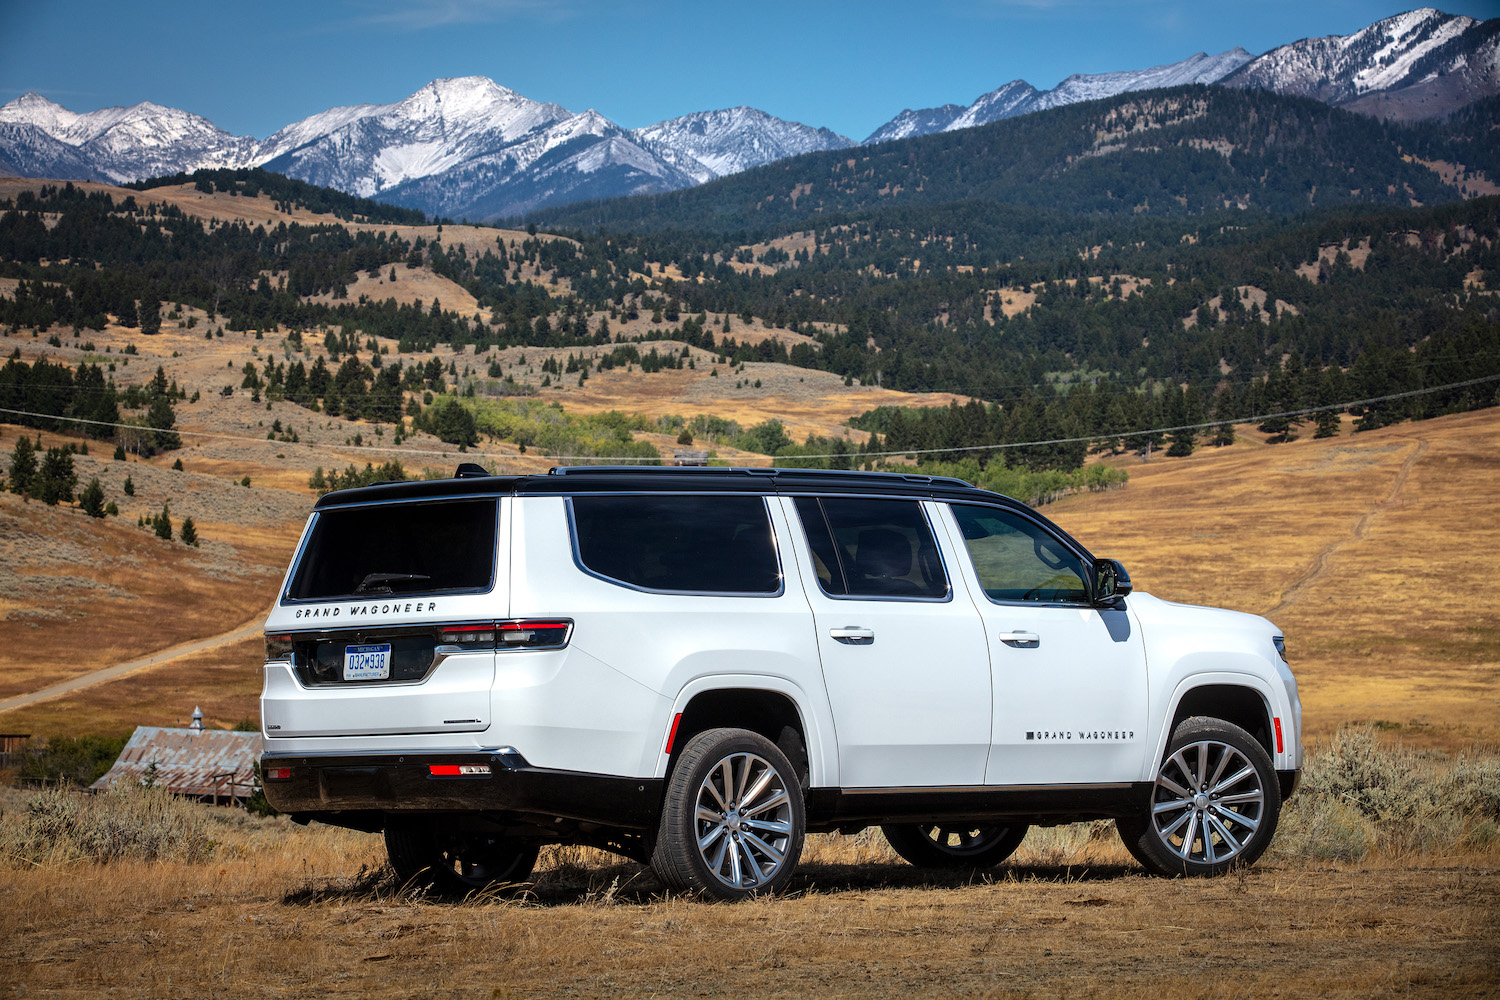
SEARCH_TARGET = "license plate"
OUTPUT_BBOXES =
[343,643,391,681]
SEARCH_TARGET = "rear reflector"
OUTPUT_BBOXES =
[428,764,491,776]
[264,767,292,781]
[1273,718,1284,754]
[665,712,683,754]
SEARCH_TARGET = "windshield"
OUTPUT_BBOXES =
[284,499,498,602]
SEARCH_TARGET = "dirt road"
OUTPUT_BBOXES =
[0,615,264,716]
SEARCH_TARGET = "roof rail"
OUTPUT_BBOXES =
[545,466,974,488]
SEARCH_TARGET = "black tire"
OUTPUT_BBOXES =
[1118,716,1282,877]
[881,822,1029,870]
[651,728,805,900]
[384,824,539,895]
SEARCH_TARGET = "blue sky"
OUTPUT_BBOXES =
[1,1,1492,141]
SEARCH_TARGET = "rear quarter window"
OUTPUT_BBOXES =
[569,494,781,595]
[285,498,498,602]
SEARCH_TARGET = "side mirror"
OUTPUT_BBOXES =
[1093,558,1132,607]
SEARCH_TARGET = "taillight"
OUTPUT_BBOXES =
[498,619,572,649]
[438,624,496,646]
[263,766,292,781]
[264,634,293,661]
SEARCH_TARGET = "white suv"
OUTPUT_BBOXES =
[261,465,1302,898]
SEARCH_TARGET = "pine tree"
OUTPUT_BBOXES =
[79,478,106,517]
[123,475,135,496]
[35,447,77,505]
[140,295,161,336]
[179,516,199,547]
[8,436,37,496]
[153,505,172,541]
[113,443,126,461]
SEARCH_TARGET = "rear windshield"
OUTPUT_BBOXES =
[285,499,498,602]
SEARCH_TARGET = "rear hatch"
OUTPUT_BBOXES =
[262,496,507,738]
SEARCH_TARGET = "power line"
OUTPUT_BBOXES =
[2,373,1496,467]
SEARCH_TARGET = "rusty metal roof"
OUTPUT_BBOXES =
[90,726,262,800]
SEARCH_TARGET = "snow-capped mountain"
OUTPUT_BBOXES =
[864,104,968,145]
[0,92,255,183]
[0,122,104,181]
[863,49,1252,144]
[1222,7,1499,120]
[631,107,854,185]
[0,77,850,220]
[257,77,575,198]
[381,108,702,220]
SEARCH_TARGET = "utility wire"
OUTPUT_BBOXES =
[3,373,1495,465]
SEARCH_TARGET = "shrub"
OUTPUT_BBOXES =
[15,733,130,786]
[1,783,215,866]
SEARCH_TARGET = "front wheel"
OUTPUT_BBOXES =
[384,825,539,895]
[882,823,1029,869]
[1118,716,1281,877]
[651,728,806,900]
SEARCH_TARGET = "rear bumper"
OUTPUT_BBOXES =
[260,750,662,832]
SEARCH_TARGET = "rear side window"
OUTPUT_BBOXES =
[285,499,498,601]
[570,495,781,595]
[794,496,948,599]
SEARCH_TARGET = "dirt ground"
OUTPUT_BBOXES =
[0,825,1494,1000]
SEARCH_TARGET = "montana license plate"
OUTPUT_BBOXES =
[343,643,392,681]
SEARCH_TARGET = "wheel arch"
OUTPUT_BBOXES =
[659,677,832,788]
[1152,675,1278,768]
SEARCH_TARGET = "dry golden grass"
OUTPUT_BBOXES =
[1047,409,1500,751]
[0,801,1494,999]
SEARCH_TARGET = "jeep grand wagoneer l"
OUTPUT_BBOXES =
[261,466,1302,898]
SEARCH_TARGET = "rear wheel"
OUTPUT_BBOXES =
[651,728,805,900]
[1118,716,1281,877]
[384,825,539,895]
[882,823,1029,869]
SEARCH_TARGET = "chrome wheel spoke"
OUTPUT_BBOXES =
[696,805,724,825]
[743,817,791,835]
[740,769,774,810]
[1206,812,1243,853]
[1213,804,1259,832]
[1153,796,1193,816]
[1211,764,1256,794]
[745,790,790,818]
[1217,790,1264,807]
[1156,773,1193,799]
[698,823,727,852]
[743,830,782,868]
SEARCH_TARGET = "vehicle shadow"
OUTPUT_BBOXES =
[282,859,1143,907]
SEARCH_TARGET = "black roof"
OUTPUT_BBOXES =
[309,465,1095,561]
[315,465,999,509]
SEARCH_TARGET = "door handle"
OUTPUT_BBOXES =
[829,627,875,645]
[1000,631,1040,648]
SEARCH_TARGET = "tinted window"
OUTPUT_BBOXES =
[286,499,497,601]
[794,497,948,599]
[571,495,781,594]
[951,504,1089,604]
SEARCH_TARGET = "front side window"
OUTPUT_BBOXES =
[794,496,948,599]
[951,504,1089,604]
[570,494,781,594]
[286,499,498,601]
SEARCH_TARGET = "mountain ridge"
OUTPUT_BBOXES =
[0,8,1495,220]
